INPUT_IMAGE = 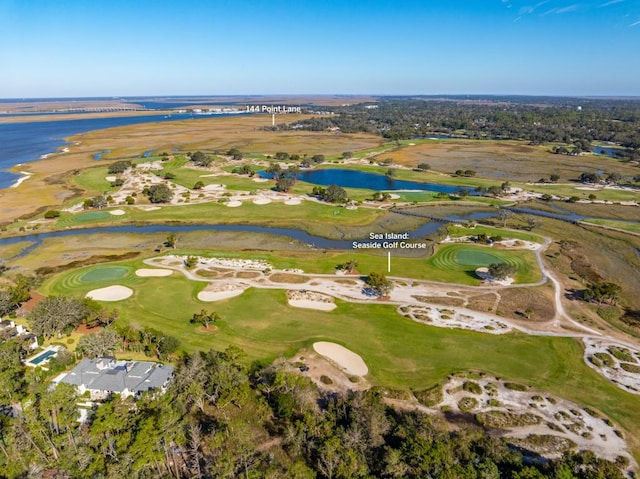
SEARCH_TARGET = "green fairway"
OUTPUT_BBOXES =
[39,266,640,453]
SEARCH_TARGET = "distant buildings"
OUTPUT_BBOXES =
[56,357,174,400]
[0,319,38,350]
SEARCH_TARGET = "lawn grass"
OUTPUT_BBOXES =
[37,269,640,456]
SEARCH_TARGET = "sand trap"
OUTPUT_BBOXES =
[135,268,173,277]
[290,299,336,311]
[252,177,269,183]
[288,290,336,311]
[284,198,302,205]
[226,201,242,207]
[198,289,245,301]
[202,184,225,191]
[109,209,126,216]
[388,193,400,199]
[313,342,368,376]
[105,176,117,182]
[86,285,133,301]
[253,198,272,205]
[140,206,161,211]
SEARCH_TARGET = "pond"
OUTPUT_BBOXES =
[260,168,477,195]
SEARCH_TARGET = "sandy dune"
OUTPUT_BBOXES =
[86,285,133,301]
[135,268,173,277]
[313,342,368,376]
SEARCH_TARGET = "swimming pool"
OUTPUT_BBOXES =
[30,349,57,365]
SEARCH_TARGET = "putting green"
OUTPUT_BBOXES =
[72,211,112,222]
[455,250,503,267]
[79,266,130,283]
[430,244,524,273]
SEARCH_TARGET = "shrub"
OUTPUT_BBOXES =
[44,210,61,219]
[462,381,482,395]
[458,396,478,412]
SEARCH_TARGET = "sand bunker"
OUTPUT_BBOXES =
[86,285,133,301]
[105,176,117,182]
[198,283,247,302]
[109,209,126,216]
[284,198,302,205]
[135,268,173,277]
[252,177,269,183]
[313,342,368,376]
[139,206,161,211]
[288,291,336,311]
[226,200,242,207]
[253,198,272,205]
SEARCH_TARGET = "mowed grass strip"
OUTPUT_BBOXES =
[38,271,640,456]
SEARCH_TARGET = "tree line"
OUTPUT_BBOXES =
[0,344,629,478]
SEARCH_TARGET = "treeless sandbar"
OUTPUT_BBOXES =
[135,268,173,277]
[85,285,133,301]
[226,200,242,207]
[313,342,368,376]
[109,209,126,216]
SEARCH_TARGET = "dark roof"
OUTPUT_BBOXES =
[60,358,173,394]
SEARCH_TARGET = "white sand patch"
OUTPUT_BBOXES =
[139,206,161,211]
[290,299,336,311]
[86,285,133,301]
[198,256,271,270]
[226,200,242,207]
[109,209,126,216]
[135,268,173,277]
[475,267,514,286]
[576,186,600,191]
[313,342,368,376]
[253,198,272,205]
[197,282,247,302]
[202,184,225,192]
[583,339,640,394]
[253,177,269,182]
[284,198,302,205]
[105,176,117,182]
[198,290,244,301]
[400,305,513,334]
[434,377,636,471]
[388,193,400,199]
[288,290,336,311]
[10,172,32,188]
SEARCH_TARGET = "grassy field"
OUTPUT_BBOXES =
[38,264,640,456]
[581,219,640,235]
[379,139,640,183]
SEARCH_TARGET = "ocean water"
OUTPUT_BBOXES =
[0,113,213,188]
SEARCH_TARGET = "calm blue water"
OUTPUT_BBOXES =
[30,350,57,365]
[0,112,242,188]
[260,168,477,195]
[592,146,628,157]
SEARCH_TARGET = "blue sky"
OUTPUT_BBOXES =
[1,0,638,97]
